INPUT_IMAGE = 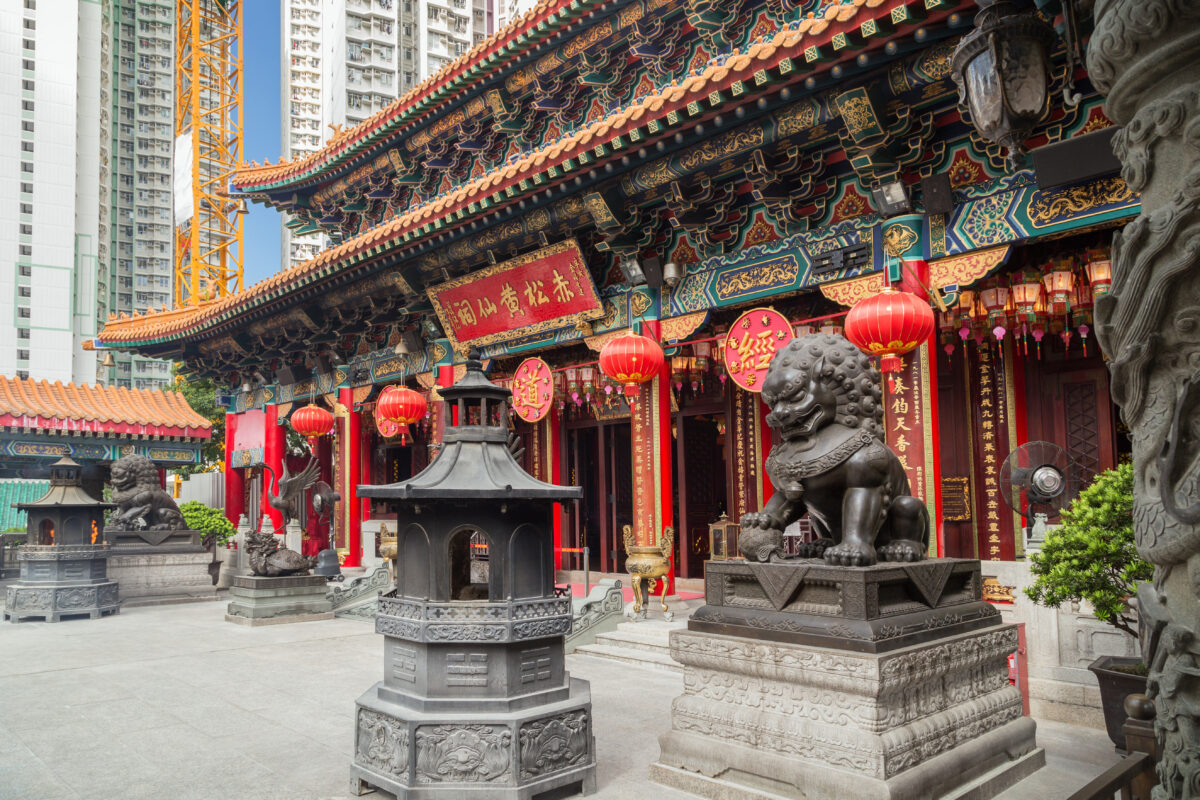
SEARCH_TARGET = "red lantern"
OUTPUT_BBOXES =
[1085,247,1112,297]
[844,286,935,381]
[978,283,1011,342]
[1042,256,1076,315]
[599,331,664,398]
[377,385,427,442]
[290,403,334,449]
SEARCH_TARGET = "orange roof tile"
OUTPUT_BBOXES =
[0,376,212,435]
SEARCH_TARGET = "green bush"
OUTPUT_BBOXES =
[179,501,236,548]
[1025,462,1150,639]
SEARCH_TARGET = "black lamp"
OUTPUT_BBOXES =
[951,0,1056,172]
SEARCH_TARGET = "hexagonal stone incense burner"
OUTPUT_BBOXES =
[353,353,596,799]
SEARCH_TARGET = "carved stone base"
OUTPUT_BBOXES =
[225,574,333,623]
[350,677,596,799]
[692,558,1000,653]
[104,528,204,550]
[107,551,218,606]
[652,625,1042,800]
[4,545,121,623]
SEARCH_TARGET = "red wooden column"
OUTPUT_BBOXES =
[262,404,285,533]
[223,411,245,525]
[631,319,674,596]
[542,406,565,570]
[339,387,363,567]
[880,214,944,556]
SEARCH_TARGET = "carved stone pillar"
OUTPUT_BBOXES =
[1087,2,1200,796]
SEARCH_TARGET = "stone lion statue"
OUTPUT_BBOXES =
[740,333,929,566]
[108,454,188,531]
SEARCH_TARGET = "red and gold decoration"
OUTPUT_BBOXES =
[290,403,334,449]
[1041,256,1076,315]
[510,357,553,422]
[844,287,934,386]
[723,308,793,392]
[598,330,664,399]
[375,385,427,442]
[427,239,605,350]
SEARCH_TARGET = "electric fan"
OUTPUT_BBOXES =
[998,441,1082,545]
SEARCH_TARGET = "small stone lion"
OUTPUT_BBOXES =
[108,454,188,531]
[740,334,929,566]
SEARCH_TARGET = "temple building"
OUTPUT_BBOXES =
[93,0,1134,579]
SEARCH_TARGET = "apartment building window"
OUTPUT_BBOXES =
[17,351,29,362]
[22,100,34,112]
[23,39,35,51]
[17,329,29,340]
[20,203,32,215]
[22,121,34,132]
[23,59,34,70]
[25,0,36,9]
[16,371,28,380]
[22,80,34,91]
[19,224,32,236]
[18,308,30,319]
[18,287,31,298]
[19,246,31,257]
[19,265,31,277]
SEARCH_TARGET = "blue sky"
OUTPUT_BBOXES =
[241,2,283,287]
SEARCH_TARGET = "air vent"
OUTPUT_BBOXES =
[810,242,871,277]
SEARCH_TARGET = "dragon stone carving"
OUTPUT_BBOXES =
[107,454,187,531]
[1088,2,1200,796]
[740,334,929,566]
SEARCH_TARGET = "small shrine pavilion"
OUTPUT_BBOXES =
[92,0,1135,582]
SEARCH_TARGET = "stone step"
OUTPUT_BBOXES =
[593,628,675,655]
[613,618,688,636]
[571,642,682,673]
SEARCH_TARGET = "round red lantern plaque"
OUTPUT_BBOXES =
[723,308,793,392]
[510,358,553,422]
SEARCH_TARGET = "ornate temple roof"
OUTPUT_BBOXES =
[97,0,892,349]
[0,377,212,439]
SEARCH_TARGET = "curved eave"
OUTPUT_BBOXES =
[231,0,604,195]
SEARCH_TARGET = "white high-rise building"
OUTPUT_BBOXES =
[0,0,103,385]
[98,0,175,391]
[495,0,536,31]
[281,0,496,270]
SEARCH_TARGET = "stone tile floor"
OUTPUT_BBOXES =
[0,601,1120,800]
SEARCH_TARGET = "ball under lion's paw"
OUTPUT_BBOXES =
[824,540,877,567]
[738,527,782,562]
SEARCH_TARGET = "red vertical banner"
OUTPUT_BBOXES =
[262,405,285,533]
[545,407,564,570]
[883,339,943,556]
[968,344,1016,560]
[339,387,363,568]
[730,386,764,520]
[223,412,245,526]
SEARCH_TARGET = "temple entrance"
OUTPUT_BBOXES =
[672,409,730,578]
[565,420,632,574]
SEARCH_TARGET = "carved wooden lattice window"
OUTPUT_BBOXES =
[1064,382,1101,487]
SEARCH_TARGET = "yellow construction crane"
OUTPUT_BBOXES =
[175,0,243,307]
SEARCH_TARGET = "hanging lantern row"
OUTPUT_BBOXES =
[938,247,1111,359]
[844,286,935,389]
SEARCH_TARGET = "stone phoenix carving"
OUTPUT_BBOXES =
[1088,2,1200,797]
[740,334,930,566]
[107,454,187,531]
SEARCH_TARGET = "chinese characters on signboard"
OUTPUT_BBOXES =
[427,239,604,349]
[882,344,933,536]
[510,358,553,423]
[722,308,793,392]
[970,345,1015,560]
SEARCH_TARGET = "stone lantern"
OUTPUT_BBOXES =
[352,353,596,799]
[3,457,120,622]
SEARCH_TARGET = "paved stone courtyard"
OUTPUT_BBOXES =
[0,601,1120,800]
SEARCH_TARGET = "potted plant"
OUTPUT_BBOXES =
[1025,462,1152,749]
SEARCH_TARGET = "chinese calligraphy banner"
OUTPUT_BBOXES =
[882,340,939,556]
[428,239,604,349]
[968,344,1017,560]
[723,308,793,391]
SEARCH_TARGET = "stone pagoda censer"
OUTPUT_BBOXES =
[353,352,596,799]
[4,457,120,623]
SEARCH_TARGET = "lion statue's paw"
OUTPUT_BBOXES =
[795,537,833,559]
[878,539,926,562]
[824,540,877,567]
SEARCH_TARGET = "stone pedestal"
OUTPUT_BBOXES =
[652,560,1043,799]
[4,545,121,623]
[104,528,218,606]
[224,574,333,625]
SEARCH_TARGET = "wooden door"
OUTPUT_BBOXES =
[1026,364,1116,494]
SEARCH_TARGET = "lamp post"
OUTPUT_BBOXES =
[951,0,1056,172]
